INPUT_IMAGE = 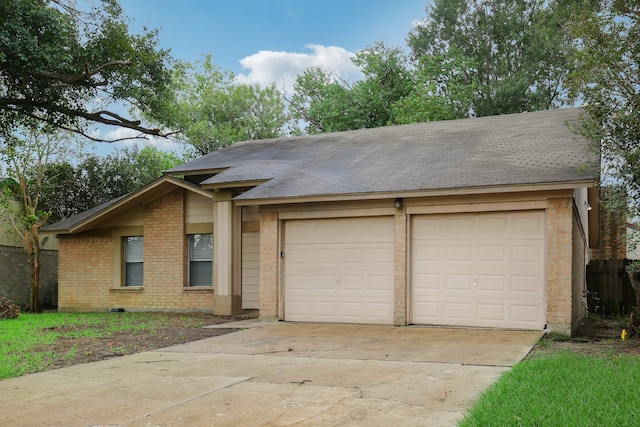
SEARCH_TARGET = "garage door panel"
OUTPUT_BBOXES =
[413,273,440,290]
[478,275,506,291]
[445,303,472,320]
[510,305,543,324]
[511,275,544,293]
[446,245,474,262]
[285,217,394,324]
[412,211,546,330]
[444,274,473,290]
[477,216,508,235]
[477,304,506,321]
[511,245,544,264]
[413,242,442,262]
[511,214,545,237]
[478,245,507,262]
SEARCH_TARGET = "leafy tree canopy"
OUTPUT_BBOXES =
[568,0,639,222]
[407,0,580,116]
[289,41,473,134]
[0,0,174,142]
[289,42,420,134]
[143,56,289,155]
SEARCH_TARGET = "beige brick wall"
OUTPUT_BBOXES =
[394,206,407,325]
[259,211,279,320]
[58,189,214,312]
[546,197,574,335]
[58,235,113,309]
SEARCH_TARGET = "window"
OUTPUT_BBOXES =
[189,234,212,286]
[124,236,144,286]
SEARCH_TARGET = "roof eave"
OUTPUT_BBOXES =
[163,167,227,177]
[232,179,598,206]
[201,179,270,191]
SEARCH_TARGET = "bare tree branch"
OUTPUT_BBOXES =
[32,60,132,86]
[0,98,178,141]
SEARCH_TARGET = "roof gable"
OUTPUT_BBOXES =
[43,176,211,234]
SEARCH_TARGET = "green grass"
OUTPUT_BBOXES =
[0,312,205,379]
[460,351,640,426]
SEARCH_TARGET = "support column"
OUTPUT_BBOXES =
[259,211,279,321]
[546,197,574,335]
[213,191,242,315]
[394,205,408,326]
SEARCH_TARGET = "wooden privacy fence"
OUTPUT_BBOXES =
[586,259,636,316]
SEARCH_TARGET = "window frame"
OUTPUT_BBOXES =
[188,233,213,287]
[123,236,144,287]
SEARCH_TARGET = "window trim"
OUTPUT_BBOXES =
[188,233,213,287]
[123,236,144,287]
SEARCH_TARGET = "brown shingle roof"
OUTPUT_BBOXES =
[166,108,598,202]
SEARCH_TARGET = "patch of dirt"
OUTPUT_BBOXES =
[34,313,248,370]
[526,315,640,359]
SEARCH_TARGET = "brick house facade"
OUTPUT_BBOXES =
[45,109,600,335]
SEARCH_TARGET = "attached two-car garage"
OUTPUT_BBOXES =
[282,210,546,330]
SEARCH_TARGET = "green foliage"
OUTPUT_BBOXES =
[461,352,640,426]
[144,55,289,155]
[0,0,173,141]
[567,0,640,272]
[407,0,580,117]
[40,145,183,222]
[290,42,418,133]
[392,51,476,124]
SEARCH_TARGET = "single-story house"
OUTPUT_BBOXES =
[44,108,600,335]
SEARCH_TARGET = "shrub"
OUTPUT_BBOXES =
[0,297,20,319]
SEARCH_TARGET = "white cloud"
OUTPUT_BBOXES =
[235,44,362,95]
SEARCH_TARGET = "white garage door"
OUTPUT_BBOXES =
[412,211,546,329]
[284,216,394,324]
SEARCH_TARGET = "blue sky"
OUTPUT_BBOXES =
[120,0,427,73]
[100,0,430,152]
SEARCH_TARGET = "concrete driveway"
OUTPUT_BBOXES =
[0,321,541,426]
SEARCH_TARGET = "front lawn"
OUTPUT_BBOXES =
[460,351,640,426]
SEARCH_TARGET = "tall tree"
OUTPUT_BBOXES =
[0,0,174,142]
[407,0,577,116]
[289,42,415,134]
[567,0,640,307]
[40,146,183,222]
[0,129,78,312]
[392,52,476,124]
[144,56,289,155]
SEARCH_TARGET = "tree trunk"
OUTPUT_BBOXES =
[26,228,41,313]
[628,271,640,321]
[31,249,40,313]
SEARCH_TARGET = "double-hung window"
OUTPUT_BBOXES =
[188,234,213,286]
[124,236,144,286]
